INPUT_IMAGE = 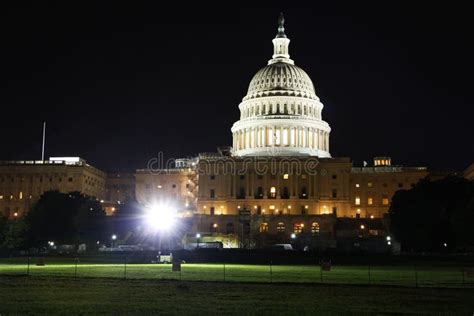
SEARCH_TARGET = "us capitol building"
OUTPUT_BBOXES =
[2,15,457,248]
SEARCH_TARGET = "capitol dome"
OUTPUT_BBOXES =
[231,14,331,158]
[245,62,318,101]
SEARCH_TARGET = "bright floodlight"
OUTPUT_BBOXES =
[196,233,201,238]
[145,203,176,231]
[291,233,296,239]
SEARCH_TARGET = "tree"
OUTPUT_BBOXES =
[24,191,106,247]
[389,176,474,252]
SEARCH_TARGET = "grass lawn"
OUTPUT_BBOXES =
[0,275,473,314]
[1,258,473,288]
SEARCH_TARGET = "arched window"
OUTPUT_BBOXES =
[226,223,234,234]
[276,222,285,233]
[259,223,269,233]
[311,222,320,235]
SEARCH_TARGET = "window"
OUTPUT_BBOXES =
[172,184,176,188]
[282,187,289,199]
[210,207,215,215]
[255,187,263,199]
[311,222,320,235]
[368,197,373,205]
[301,205,307,215]
[239,175,245,180]
[355,183,360,188]
[293,223,304,234]
[332,189,337,198]
[276,222,285,232]
[355,196,361,205]
[382,196,389,205]
[332,206,337,214]
[210,189,215,198]
[301,174,307,179]
[238,187,245,199]
[257,175,263,180]
[269,186,276,199]
[332,174,337,180]
[68,177,73,182]
[259,223,269,233]
[367,182,373,188]
[210,175,215,180]
[283,174,289,180]
[226,223,234,234]
[256,205,262,215]
[300,186,307,199]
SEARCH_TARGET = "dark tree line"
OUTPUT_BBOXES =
[0,191,147,251]
[389,176,474,252]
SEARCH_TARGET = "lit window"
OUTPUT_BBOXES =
[293,223,304,234]
[367,182,373,188]
[355,196,361,205]
[210,189,215,198]
[259,223,269,233]
[276,222,285,232]
[19,192,23,200]
[382,197,389,205]
[355,183,360,188]
[368,197,373,205]
[269,205,275,210]
[283,174,289,180]
[270,186,277,198]
[0,195,3,200]
[311,222,320,235]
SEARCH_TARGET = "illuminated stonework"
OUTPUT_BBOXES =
[231,15,331,157]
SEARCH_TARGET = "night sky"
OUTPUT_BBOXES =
[1,3,473,173]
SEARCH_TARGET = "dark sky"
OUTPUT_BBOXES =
[1,3,473,173]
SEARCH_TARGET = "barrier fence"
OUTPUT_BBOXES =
[1,255,473,288]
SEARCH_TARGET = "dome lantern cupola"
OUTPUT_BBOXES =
[269,13,294,65]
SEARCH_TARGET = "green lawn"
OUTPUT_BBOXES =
[0,276,473,314]
[1,258,472,288]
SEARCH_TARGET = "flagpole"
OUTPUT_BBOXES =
[41,122,46,161]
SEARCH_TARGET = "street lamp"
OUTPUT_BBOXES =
[196,233,201,249]
[291,233,296,239]
[111,234,117,248]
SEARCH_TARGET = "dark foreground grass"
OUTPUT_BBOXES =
[0,275,473,315]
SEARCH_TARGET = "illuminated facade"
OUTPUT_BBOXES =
[231,14,330,158]
[0,157,106,219]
